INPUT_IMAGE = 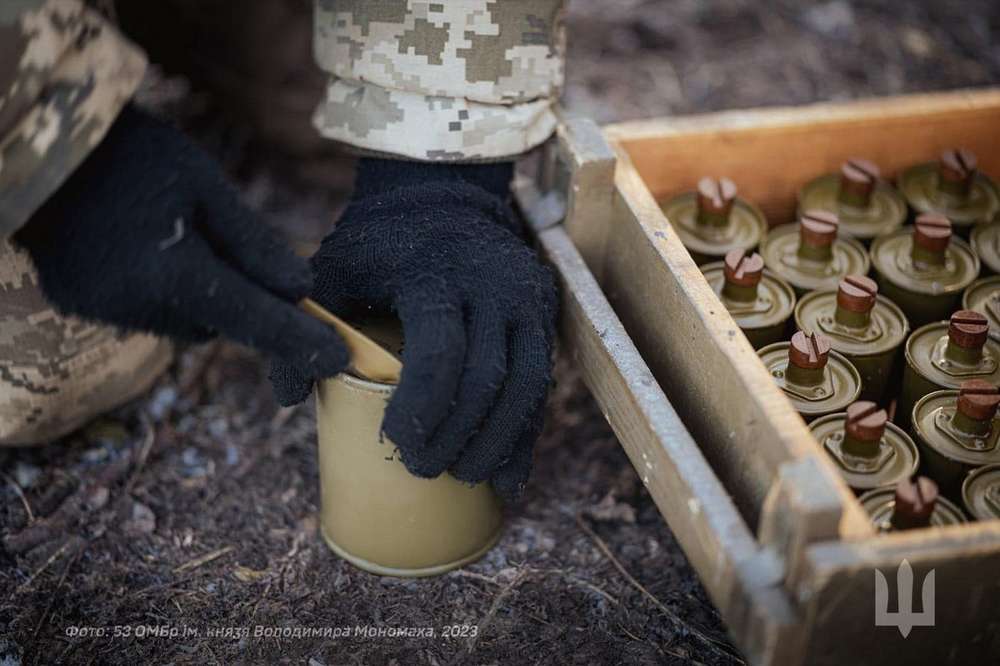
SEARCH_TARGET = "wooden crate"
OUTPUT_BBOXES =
[515,89,1000,666]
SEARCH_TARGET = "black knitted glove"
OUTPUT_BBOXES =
[15,105,348,384]
[269,158,558,500]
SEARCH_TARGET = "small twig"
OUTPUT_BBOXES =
[465,568,530,657]
[173,546,234,573]
[31,538,85,641]
[17,539,74,593]
[1,470,34,523]
[575,513,743,663]
[125,415,156,496]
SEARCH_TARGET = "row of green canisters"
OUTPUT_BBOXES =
[660,150,1000,530]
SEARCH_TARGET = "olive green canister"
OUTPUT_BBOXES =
[702,250,796,349]
[797,158,907,244]
[758,331,861,422]
[760,210,869,296]
[961,463,1000,522]
[899,310,1000,431]
[810,401,919,493]
[661,177,768,266]
[970,218,1000,276]
[315,319,503,577]
[795,275,909,402]
[962,276,1000,332]
[911,380,1000,497]
[860,477,967,531]
[899,149,1000,237]
[870,213,979,328]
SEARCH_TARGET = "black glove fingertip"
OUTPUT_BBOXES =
[268,360,314,407]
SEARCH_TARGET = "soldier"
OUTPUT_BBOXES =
[0,1,564,500]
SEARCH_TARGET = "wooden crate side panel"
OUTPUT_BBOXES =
[535,222,758,609]
[794,524,1000,665]
[605,88,1000,226]
[535,222,823,666]
[594,151,871,541]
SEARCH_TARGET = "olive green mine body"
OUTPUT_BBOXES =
[962,276,1000,332]
[702,261,796,349]
[795,290,909,402]
[797,173,907,243]
[859,485,967,530]
[970,220,1000,276]
[870,228,979,328]
[899,322,1000,431]
[315,318,502,577]
[760,224,869,295]
[898,162,1000,237]
[661,191,768,266]
[758,342,862,422]
[961,464,1000,522]
[911,390,1000,498]
[810,413,919,493]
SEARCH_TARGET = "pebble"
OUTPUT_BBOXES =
[148,386,178,421]
[124,501,157,534]
[13,462,41,489]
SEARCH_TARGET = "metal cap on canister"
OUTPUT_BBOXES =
[844,401,887,443]
[890,476,939,530]
[697,177,738,226]
[788,331,830,370]
[841,400,889,460]
[723,249,764,288]
[938,149,978,199]
[837,276,878,315]
[913,213,952,251]
[949,310,990,350]
[799,210,839,250]
[839,158,880,208]
[957,380,1000,422]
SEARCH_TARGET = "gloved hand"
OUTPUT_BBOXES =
[15,105,348,385]
[269,159,558,500]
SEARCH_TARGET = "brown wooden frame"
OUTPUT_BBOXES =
[517,89,1000,665]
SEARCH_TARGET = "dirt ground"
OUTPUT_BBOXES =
[2,2,999,665]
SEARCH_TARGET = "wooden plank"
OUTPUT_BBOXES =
[555,116,618,281]
[791,523,1000,665]
[532,220,810,666]
[591,145,872,542]
[605,88,1000,227]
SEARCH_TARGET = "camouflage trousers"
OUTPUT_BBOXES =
[0,241,172,446]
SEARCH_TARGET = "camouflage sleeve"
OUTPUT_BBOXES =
[312,1,565,162]
[0,0,147,237]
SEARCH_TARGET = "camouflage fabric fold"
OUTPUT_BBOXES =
[0,240,172,446]
[0,0,147,237]
[313,0,566,161]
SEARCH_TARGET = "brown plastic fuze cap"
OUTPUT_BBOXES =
[949,310,990,350]
[839,158,880,206]
[799,210,839,248]
[913,213,952,253]
[789,331,831,370]
[938,149,978,197]
[697,176,738,220]
[957,380,1000,422]
[723,249,764,287]
[837,276,878,314]
[845,401,888,442]
[891,476,938,530]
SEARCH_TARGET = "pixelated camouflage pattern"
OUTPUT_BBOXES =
[0,0,147,236]
[313,0,565,161]
[0,240,172,446]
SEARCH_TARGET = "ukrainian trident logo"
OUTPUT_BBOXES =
[874,559,935,638]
